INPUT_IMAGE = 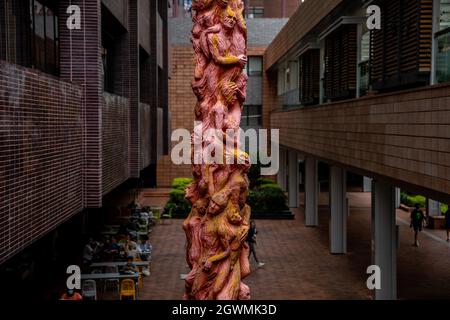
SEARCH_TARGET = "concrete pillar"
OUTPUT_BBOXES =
[395,188,401,208]
[329,166,347,254]
[363,176,372,192]
[305,157,318,226]
[288,150,299,208]
[427,199,440,217]
[278,148,287,192]
[372,180,397,300]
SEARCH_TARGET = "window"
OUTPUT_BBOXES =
[370,0,433,91]
[0,0,59,75]
[31,0,59,75]
[358,27,370,97]
[323,24,358,101]
[247,7,264,19]
[299,49,320,105]
[102,33,115,94]
[434,0,450,83]
[248,56,262,76]
[241,105,262,128]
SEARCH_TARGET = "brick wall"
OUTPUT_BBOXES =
[59,0,103,208]
[157,45,268,187]
[262,0,300,18]
[271,84,450,201]
[264,0,344,69]
[157,45,195,187]
[102,93,130,195]
[0,61,83,264]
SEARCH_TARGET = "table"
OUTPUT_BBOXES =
[91,261,150,268]
[81,272,139,280]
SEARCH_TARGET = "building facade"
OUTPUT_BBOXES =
[0,0,169,265]
[244,0,300,18]
[156,17,287,187]
[169,0,300,18]
[265,0,450,299]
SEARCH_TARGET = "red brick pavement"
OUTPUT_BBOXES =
[138,192,450,300]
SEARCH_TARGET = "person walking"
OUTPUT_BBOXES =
[247,220,265,267]
[410,204,425,247]
[445,207,450,242]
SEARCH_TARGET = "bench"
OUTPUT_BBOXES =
[427,216,446,229]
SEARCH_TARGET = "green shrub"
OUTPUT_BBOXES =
[163,178,193,217]
[248,164,261,189]
[401,193,426,208]
[247,183,288,214]
[441,203,449,215]
[400,192,449,214]
[254,177,277,189]
[172,177,193,191]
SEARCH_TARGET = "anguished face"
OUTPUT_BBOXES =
[223,7,237,30]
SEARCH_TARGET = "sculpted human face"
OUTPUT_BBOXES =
[223,9,236,30]
[208,200,222,216]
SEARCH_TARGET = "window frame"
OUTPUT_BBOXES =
[30,0,60,76]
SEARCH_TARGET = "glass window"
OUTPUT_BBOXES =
[436,31,450,83]
[435,1,450,83]
[247,7,264,19]
[358,30,371,97]
[241,105,262,128]
[440,0,450,31]
[248,56,262,76]
[30,0,59,75]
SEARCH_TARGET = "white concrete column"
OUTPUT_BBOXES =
[305,157,318,226]
[363,176,372,192]
[427,199,440,217]
[372,180,397,300]
[288,150,299,208]
[329,166,347,254]
[395,188,401,208]
[278,148,287,192]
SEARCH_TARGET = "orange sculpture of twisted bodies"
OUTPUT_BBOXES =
[182,0,251,300]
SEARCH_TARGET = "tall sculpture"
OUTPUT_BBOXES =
[182,0,251,300]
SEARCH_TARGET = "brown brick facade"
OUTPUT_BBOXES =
[0,61,83,264]
[0,0,169,263]
[271,85,450,202]
[157,45,195,187]
[264,0,344,70]
[102,93,130,195]
[157,45,269,187]
[59,0,103,208]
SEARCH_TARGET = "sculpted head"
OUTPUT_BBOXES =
[222,6,237,30]
[193,197,209,216]
[208,190,229,215]
[226,204,242,225]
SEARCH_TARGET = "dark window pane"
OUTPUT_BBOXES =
[34,1,45,71]
[440,1,450,31]
[248,56,262,76]
[45,6,55,74]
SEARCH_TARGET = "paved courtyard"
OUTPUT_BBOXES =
[140,192,450,300]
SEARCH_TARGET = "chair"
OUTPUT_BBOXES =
[104,266,119,294]
[81,280,97,300]
[160,208,173,225]
[120,279,136,300]
[91,269,104,292]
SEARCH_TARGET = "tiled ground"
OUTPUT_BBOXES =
[138,192,450,300]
